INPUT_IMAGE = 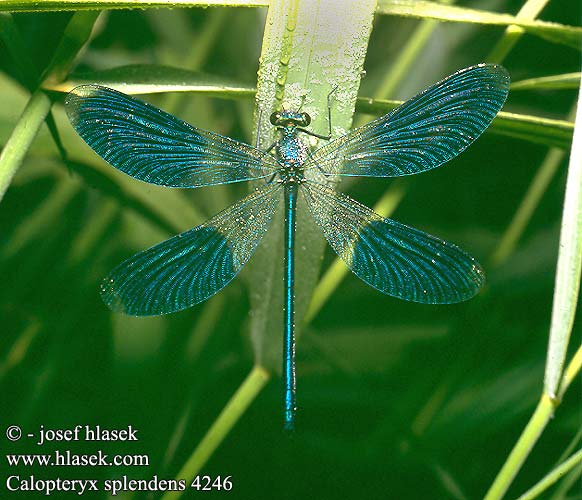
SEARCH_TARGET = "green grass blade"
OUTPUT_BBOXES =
[161,366,270,500]
[483,394,556,500]
[487,0,551,62]
[515,449,582,500]
[487,112,573,149]
[490,147,565,266]
[0,0,269,11]
[543,87,582,397]
[512,73,581,90]
[0,90,52,201]
[376,0,582,50]
[45,64,256,98]
[549,462,582,500]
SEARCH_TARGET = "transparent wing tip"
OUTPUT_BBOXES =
[65,85,99,125]
[100,276,130,315]
[458,257,486,302]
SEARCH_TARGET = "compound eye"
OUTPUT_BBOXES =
[301,113,311,126]
[270,112,280,125]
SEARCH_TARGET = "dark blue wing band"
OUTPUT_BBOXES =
[101,182,281,315]
[303,180,485,304]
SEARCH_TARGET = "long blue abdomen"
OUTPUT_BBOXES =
[283,182,298,431]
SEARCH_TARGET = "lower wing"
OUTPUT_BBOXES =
[302,180,484,304]
[101,182,282,315]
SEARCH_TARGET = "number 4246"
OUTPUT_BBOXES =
[191,476,233,491]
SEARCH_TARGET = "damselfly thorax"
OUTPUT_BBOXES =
[270,111,313,185]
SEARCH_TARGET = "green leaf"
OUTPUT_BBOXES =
[376,0,582,50]
[543,82,582,397]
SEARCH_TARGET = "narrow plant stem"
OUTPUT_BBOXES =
[490,147,564,267]
[375,0,453,100]
[515,449,582,500]
[491,105,576,267]
[549,462,582,500]
[554,419,582,465]
[162,365,270,500]
[483,394,556,500]
[0,90,52,202]
[487,0,550,63]
[0,0,270,11]
[557,345,582,399]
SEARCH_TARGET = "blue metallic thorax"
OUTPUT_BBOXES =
[275,126,309,185]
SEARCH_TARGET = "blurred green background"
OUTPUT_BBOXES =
[1,2,581,499]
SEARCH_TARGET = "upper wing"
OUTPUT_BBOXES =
[66,85,279,188]
[101,182,282,316]
[306,64,509,177]
[302,181,484,304]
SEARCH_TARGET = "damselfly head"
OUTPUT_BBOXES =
[270,111,311,127]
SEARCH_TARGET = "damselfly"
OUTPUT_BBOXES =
[66,63,510,431]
